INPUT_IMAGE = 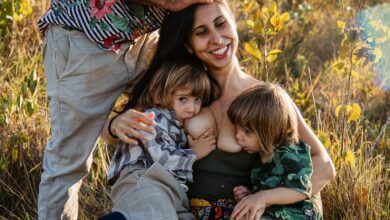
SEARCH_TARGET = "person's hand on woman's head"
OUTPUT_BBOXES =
[187,128,216,160]
[111,109,156,145]
[165,0,214,12]
[134,0,214,12]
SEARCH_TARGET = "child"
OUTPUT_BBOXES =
[106,61,217,220]
[227,83,323,220]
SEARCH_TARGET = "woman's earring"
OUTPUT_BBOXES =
[184,43,194,54]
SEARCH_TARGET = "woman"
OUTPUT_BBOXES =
[103,1,336,219]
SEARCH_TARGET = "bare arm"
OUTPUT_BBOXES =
[260,187,308,205]
[129,0,213,12]
[231,187,307,220]
[293,102,336,194]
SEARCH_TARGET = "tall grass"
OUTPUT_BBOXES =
[0,1,112,219]
[0,0,389,219]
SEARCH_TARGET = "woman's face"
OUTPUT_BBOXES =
[187,2,238,71]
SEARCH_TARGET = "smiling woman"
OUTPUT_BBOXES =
[187,1,237,72]
[159,1,335,219]
[101,0,335,219]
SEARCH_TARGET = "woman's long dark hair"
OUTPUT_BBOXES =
[123,4,221,111]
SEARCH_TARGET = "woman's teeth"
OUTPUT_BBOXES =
[212,45,228,55]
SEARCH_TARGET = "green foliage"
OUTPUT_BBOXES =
[330,6,390,160]
[335,103,362,123]
[0,0,32,36]
[242,0,291,80]
[1,70,39,122]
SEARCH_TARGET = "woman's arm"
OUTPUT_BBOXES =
[231,187,307,220]
[101,109,156,145]
[293,103,337,194]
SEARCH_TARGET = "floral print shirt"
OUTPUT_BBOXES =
[38,0,167,52]
[251,142,323,220]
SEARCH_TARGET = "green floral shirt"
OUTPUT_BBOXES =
[251,142,323,220]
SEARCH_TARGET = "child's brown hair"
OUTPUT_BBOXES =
[137,61,212,109]
[227,82,299,161]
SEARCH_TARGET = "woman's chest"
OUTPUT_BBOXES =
[209,101,242,153]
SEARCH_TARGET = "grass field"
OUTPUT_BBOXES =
[0,0,389,219]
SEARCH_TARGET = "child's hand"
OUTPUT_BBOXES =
[231,192,267,220]
[233,186,251,202]
[188,128,216,160]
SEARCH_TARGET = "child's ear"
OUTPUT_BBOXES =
[184,43,193,54]
[154,95,161,105]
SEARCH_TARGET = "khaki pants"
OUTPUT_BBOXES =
[38,26,158,220]
[110,162,195,220]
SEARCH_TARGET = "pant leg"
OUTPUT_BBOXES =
[142,162,194,220]
[38,26,131,220]
[110,163,195,220]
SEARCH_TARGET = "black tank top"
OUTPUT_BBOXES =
[187,149,258,200]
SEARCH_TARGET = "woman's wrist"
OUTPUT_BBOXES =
[255,190,271,207]
[108,115,119,139]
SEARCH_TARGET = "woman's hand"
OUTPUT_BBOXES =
[187,128,216,160]
[233,186,251,202]
[102,109,156,145]
[231,191,267,220]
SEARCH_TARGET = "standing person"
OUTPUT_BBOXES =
[228,83,323,220]
[103,60,218,219]
[107,0,336,219]
[37,0,214,219]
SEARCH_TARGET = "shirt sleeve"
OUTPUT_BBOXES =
[141,109,197,181]
[279,142,313,197]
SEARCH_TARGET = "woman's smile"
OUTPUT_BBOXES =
[188,2,238,70]
[210,44,230,59]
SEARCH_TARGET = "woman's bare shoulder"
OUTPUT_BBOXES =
[184,107,217,139]
[245,74,261,86]
[239,72,261,89]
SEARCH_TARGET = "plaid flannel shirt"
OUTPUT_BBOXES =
[107,108,197,184]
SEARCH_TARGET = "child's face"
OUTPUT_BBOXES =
[172,89,202,123]
[235,126,260,153]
